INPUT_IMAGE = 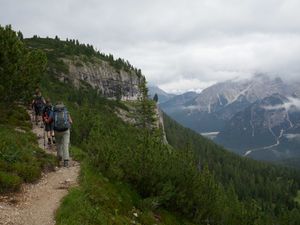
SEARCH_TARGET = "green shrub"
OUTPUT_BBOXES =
[0,171,22,193]
[34,148,57,172]
[12,162,41,183]
[0,105,56,192]
[56,188,109,225]
[57,162,193,225]
[296,191,300,205]
[70,146,86,161]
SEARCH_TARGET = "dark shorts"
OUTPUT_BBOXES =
[45,123,54,132]
[34,106,43,116]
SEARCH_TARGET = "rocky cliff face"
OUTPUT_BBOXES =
[58,57,142,100]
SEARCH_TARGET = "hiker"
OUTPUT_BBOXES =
[32,90,45,127]
[53,102,72,167]
[42,98,55,146]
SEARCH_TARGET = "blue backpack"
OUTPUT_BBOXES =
[53,105,70,132]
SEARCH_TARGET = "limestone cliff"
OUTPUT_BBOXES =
[24,37,143,100]
[56,57,142,100]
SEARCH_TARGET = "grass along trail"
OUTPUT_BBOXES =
[0,117,79,225]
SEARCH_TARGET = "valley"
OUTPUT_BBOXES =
[153,75,300,163]
[244,129,283,157]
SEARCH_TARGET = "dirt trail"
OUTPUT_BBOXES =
[0,120,80,225]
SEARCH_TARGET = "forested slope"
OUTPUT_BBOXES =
[163,112,300,223]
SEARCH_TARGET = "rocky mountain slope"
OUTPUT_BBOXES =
[215,94,300,161]
[160,74,300,161]
[25,37,143,101]
[63,57,141,100]
[160,74,289,132]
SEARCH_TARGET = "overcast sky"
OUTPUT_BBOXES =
[1,0,300,93]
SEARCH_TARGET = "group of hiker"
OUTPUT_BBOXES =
[31,89,72,167]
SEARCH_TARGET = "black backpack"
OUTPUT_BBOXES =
[53,105,70,132]
[34,96,44,110]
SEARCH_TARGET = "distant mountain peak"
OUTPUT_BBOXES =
[148,85,176,104]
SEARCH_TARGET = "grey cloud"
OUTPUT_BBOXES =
[262,97,300,111]
[1,0,300,93]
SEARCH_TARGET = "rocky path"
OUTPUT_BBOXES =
[0,120,80,225]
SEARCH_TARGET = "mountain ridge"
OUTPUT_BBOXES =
[160,74,300,161]
[148,85,176,103]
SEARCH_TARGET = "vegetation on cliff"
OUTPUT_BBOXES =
[24,36,142,77]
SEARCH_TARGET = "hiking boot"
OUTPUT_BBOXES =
[63,160,69,167]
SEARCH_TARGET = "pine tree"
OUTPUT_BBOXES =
[115,82,122,102]
[137,77,156,129]
[17,31,23,40]
[0,25,46,104]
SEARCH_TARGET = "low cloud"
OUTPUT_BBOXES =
[284,133,300,140]
[262,97,300,111]
[159,78,215,94]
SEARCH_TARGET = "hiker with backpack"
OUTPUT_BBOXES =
[32,90,45,127]
[53,102,73,167]
[42,98,55,146]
